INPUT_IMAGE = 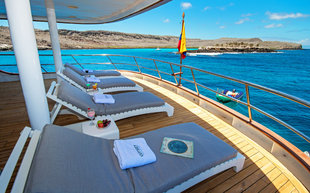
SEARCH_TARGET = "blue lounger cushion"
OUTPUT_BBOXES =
[97,77,136,89]
[127,122,238,193]
[24,124,134,193]
[57,81,165,116]
[105,92,165,115]
[24,123,238,193]
[65,63,121,76]
[62,67,136,89]
[63,67,88,87]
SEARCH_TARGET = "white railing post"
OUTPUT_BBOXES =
[45,0,63,81]
[4,0,51,130]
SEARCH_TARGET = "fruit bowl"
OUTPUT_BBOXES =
[97,119,111,129]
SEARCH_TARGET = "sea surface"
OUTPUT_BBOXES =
[1,48,309,151]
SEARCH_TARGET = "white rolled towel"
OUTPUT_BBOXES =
[85,76,100,83]
[113,138,156,170]
[93,93,115,104]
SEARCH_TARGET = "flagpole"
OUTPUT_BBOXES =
[178,12,185,86]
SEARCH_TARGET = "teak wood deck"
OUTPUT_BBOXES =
[0,76,308,193]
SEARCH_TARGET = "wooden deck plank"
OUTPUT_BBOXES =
[277,181,298,193]
[243,167,282,193]
[184,152,264,193]
[225,161,275,192]
[291,189,300,193]
[207,157,271,193]
[260,174,289,193]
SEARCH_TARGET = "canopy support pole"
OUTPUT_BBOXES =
[4,0,51,130]
[45,0,63,81]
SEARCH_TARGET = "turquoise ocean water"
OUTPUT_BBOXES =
[1,48,309,151]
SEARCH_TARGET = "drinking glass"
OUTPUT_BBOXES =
[87,108,95,126]
[86,83,91,90]
[92,83,97,90]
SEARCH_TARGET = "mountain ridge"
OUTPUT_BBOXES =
[0,26,302,50]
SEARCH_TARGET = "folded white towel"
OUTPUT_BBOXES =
[93,93,115,104]
[85,76,100,83]
[83,69,94,73]
[113,138,156,170]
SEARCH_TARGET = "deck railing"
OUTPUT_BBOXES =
[1,53,310,146]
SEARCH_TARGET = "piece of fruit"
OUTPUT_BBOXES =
[97,120,103,128]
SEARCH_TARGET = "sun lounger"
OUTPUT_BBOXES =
[47,81,174,123]
[0,123,244,193]
[58,67,143,93]
[65,63,121,77]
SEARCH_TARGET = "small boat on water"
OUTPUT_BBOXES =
[216,89,244,103]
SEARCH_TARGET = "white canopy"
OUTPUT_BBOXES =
[0,0,171,24]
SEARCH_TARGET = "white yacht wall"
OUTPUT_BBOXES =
[4,0,50,130]
[45,0,63,82]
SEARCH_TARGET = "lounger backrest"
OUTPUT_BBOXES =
[62,67,88,88]
[65,63,122,77]
[65,63,85,75]
[57,81,104,113]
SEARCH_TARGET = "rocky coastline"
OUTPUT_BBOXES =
[0,26,302,51]
[188,47,276,53]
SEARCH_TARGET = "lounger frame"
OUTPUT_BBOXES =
[57,71,143,94]
[0,127,244,193]
[47,81,174,123]
[0,127,41,193]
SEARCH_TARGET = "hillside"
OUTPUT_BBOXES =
[0,26,302,50]
[198,38,302,50]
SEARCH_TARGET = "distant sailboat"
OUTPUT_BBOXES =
[156,47,160,50]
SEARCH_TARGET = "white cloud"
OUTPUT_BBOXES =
[219,26,226,29]
[235,18,250,24]
[181,2,192,10]
[163,19,170,23]
[203,6,211,11]
[297,38,310,45]
[266,12,310,20]
[264,23,283,28]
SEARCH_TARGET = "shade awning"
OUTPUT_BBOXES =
[0,0,171,24]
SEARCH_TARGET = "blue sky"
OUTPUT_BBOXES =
[1,0,310,46]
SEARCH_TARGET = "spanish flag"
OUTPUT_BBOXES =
[178,13,187,59]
